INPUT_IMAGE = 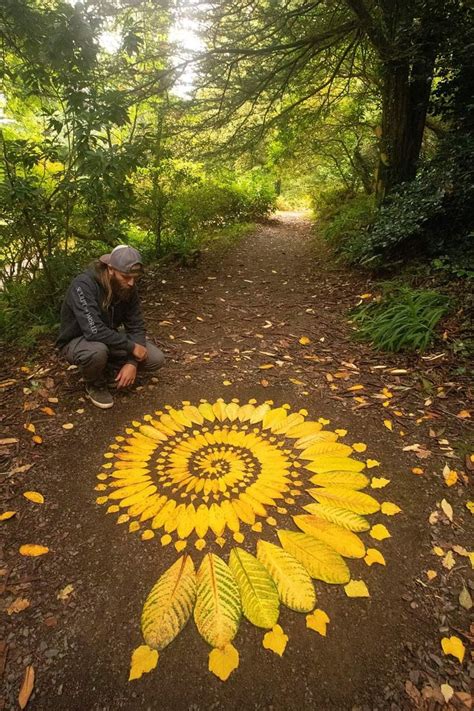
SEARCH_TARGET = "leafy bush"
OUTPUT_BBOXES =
[350,285,450,352]
[317,191,375,262]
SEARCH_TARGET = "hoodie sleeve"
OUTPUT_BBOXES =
[122,289,146,347]
[67,277,134,352]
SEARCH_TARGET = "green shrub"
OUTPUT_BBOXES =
[317,192,375,262]
[350,285,450,352]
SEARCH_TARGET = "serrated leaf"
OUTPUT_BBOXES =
[257,540,316,612]
[304,456,365,474]
[344,580,370,597]
[277,530,350,584]
[229,548,279,628]
[208,643,239,681]
[293,515,365,558]
[308,487,380,515]
[285,421,322,439]
[299,442,353,459]
[129,645,159,681]
[304,503,370,532]
[141,555,196,650]
[262,624,288,656]
[194,554,241,648]
[309,471,369,490]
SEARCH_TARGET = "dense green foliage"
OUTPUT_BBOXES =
[351,286,450,352]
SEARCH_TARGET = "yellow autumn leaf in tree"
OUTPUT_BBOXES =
[370,524,391,541]
[262,624,288,656]
[364,549,386,566]
[0,511,16,521]
[19,544,49,556]
[129,645,159,681]
[208,643,239,681]
[23,491,45,504]
[306,609,330,636]
[344,580,370,597]
[380,502,402,516]
[370,477,390,489]
[441,636,465,663]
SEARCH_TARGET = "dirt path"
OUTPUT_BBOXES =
[1,213,472,710]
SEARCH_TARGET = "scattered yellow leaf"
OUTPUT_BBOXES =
[370,477,390,489]
[380,502,401,516]
[432,546,445,556]
[23,491,44,504]
[141,530,154,541]
[364,549,386,566]
[440,498,453,522]
[366,459,380,469]
[222,380,232,386]
[440,684,454,703]
[370,524,390,541]
[352,442,367,453]
[335,429,347,437]
[7,597,30,615]
[19,544,49,557]
[18,665,35,710]
[426,570,437,580]
[383,420,393,431]
[262,625,288,656]
[160,534,172,546]
[442,551,455,570]
[259,364,274,370]
[348,384,364,391]
[208,643,239,681]
[344,580,370,597]
[299,336,311,345]
[129,645,159,681]
[62,423,74,430]
[57,584,74,601]
[359,293,372,299]
[457,410,471,419]
[306,609,330,636]
[411,467,424,475]
[32,435,43,445]
[289,378,305,385]
[24,423,35,433]
[466,501,474,515]
[40,406,55,416]
[0,511,16,521]
[441,636,465,663]
[443,469,458,487]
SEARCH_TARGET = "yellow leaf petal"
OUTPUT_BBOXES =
[129,645,159,681]
[440,498,453,522]
[344,580,370,597]
[352,442,367,453]
[23,491,45,504]
[306,609,330,636]
[299,336,310,345]
[442,550,455,570]
[335,429,347,437]
[370,524,391,541]
[0,511,16,521]
[383,420,393,431]
[208,643,239,681]
[441,636,465,663]
[160,534,172,546]
[19,544,49,557]
[466,501,474,514]
[141,530,154,541]
[380,502,401,516]
[62,423,74,430]
[370,477,390,489]
[426,570,437,580]
[432,546,445,556]
[366,459,380,468]
[262,624,288,656]
[443,469,458,487]
[440,684,454,703]
[364,548,386,566]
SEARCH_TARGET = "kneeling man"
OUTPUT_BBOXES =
[56,245,164,409]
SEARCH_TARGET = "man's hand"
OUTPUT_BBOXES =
[115,363,137,389]
[132,343,148,362]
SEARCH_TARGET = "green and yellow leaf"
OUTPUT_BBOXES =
[304,456,365,474]
[299,442,353,459]
[309,471,369,490]
[257,540,316,612]
[278,530,350,584]
[229,548,279,628]
[308,486,380,515]
[303,503,370,532]
[293,515,365,558]
[194,554,241,648]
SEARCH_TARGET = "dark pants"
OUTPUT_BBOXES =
[61,337,165,384]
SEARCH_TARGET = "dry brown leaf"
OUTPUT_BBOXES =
[0,437,19,446]
[440,498,453,522]
[57,584,74,601]
[7,597,30,615]
[18,665,35,709]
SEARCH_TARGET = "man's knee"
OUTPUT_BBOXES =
[144,342,165,371]
[83,341,109,368]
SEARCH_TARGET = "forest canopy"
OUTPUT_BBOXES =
[1,0,473,344]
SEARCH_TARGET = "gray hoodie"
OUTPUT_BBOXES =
[56,268,146,358]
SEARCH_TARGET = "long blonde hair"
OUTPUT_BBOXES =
[93,261,114,310]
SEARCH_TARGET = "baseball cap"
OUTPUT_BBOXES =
[99,245,143,275]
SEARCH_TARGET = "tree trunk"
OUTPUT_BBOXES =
[376,52,435,204]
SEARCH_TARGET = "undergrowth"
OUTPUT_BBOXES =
[350,284,450,352]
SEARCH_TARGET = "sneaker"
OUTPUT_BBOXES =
[86,383,114,409]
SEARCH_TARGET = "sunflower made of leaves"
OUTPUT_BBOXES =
[95,398,400,682]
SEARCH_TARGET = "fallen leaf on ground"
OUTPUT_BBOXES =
[259,364,274,370]
[432,546,444,556]
[0,437,19,445]
[62,423,74,430]
[459,585,472,610]
[32,435,43,445]
[457,410,471,419]
[129,645,159,681]
[441,636,465,663]
[57,584,74,601]
[364,549,386,566]
[442,464,458,487]
[208,643,239,681]
[23,491,44,504]
[262,625,288,656]
[440,684,454,703]
[442,551,455,570]
[383,420,393,431]
[370,477,390,489]
[352,442,367,453]
[380,502,401,515]
[299,336,311,345]
[411,467,424,475]
[40,406,55,416]
[440,498,453,522]
[466,501,474,515]
[366,459,380,469]
[7,598,30,615]
[24,424,35,433]
[370,524,390,541]
[306,609,330,636]
[344,580,370,597]
[0,511,16,521]
[18,665,34,709]
[19,544,49,557]
[426,570,437,580]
